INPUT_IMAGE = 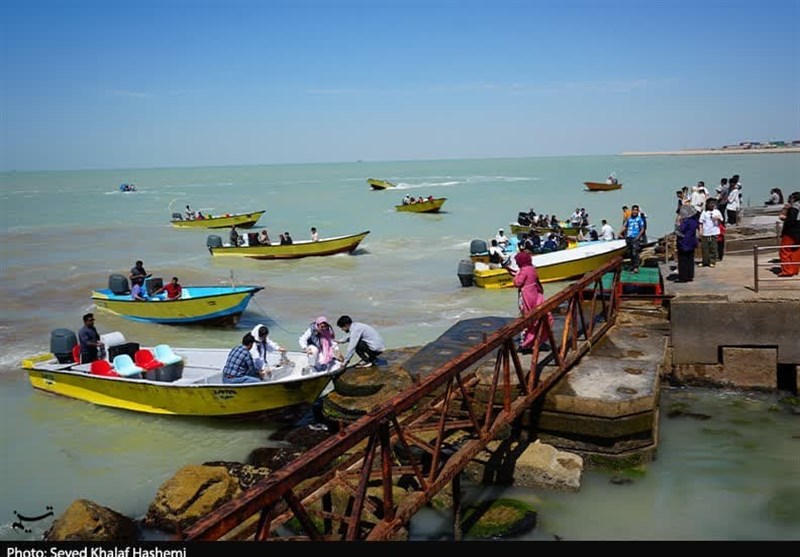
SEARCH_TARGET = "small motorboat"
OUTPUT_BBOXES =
[395,197,446,213]
[368,178,396,190]
[22,330,342,416]
[170,210,265,229]
[458,239,628,289]
[91,275,264,326]
[584,181,623,191]
[206,230,370,260]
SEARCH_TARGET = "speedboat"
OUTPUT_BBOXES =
[395,197,446,213]
[458,239,628,289]
[206,231,370,260]
[368,178,396,190]
[170,210,265,229]
[21,330,341,416]
[584,181,623,191]
[91,276,264,326]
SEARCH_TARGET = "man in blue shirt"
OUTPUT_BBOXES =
[620,204,647,273]
[222,333,262,383]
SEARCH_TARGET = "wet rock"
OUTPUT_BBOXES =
[461,498,537,539]
[44,499,137,542]
[142,464,241,533]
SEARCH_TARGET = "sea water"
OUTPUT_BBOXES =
[1,154,798,540]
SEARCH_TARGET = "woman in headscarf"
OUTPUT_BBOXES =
[298,316,339,371]
[513,251,553,351]
[249,324,285,373]
[675,204,701,282]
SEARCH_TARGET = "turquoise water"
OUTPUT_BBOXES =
[1,154,798,540]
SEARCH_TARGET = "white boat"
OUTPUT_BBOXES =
[458,239,628,289]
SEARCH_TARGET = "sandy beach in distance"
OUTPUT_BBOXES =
[622,147,800,156]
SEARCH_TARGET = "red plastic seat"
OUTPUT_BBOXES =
[90,360,120,377]
[72,344,81,364]
[134,349,163,371]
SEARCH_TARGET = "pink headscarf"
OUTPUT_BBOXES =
[515,251,532,268]
[315,316,335,364]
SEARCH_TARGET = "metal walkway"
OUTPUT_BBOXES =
[182,258,626,541]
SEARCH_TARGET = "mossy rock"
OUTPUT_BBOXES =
[461,498,537,539]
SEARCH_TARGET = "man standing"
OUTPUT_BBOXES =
[698,199,724,267]
[78,313,104,364]
[336,315,385,369]
[129,260,148,287]
[620,204,646,273]
[222,333,262,384]
[229,226,240,247]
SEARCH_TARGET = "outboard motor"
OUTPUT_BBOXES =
[469,239,488,256]
[50,328,77,364]
[108,274,129,295]
[517,212,531,226]
[206,235,223,253]
[171,212,182,220]
[457,260,475,287]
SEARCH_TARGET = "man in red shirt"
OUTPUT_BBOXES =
[155,276,182,300]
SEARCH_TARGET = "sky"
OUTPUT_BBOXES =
[1,0,798,171]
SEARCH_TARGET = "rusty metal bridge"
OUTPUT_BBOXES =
[182,258,627,541]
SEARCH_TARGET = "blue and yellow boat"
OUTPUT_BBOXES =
[91,276,264,326]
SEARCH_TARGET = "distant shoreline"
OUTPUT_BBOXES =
[621,147,800,156]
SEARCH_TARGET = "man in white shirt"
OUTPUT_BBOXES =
[698,200,724,267]
[600,219,615,241]
[494,229,509,250]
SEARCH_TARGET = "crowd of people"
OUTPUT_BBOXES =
[671,174,799,281]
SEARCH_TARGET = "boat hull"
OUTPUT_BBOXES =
[22,349,336,416]
[368,178,396,190]
[584,181,622,191]
[395,198,446,213]
[91,286,264,325]
[209,231,370,260]
[472,240,628,289]
[171,210,265,229]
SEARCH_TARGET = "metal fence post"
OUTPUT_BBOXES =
[753,245,759,293]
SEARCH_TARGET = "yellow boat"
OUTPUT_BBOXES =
[22,338,340,416]
[91,276,264,326]
[207,231,370,260]
[170,210,265,229]
[395,197,447,213]
[368,178,396,190]
[466,239,628,289]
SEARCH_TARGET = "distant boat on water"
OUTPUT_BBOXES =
[368,178,396,190]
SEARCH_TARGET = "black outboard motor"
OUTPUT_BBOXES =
[171,212,182,220]
[457,260,475,287]
[51,328,77,363]
[517,212,531,227]
[207,235,223,253]
[469,239,488,256]
[108,274,130,295]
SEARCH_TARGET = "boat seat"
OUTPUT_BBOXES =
[90,359,120,377]
[72,344,81,364]
[112,354,144,378]
[134,349,163,371]
[154,344,182,366]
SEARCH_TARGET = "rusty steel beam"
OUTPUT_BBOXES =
[183,257,623,541]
